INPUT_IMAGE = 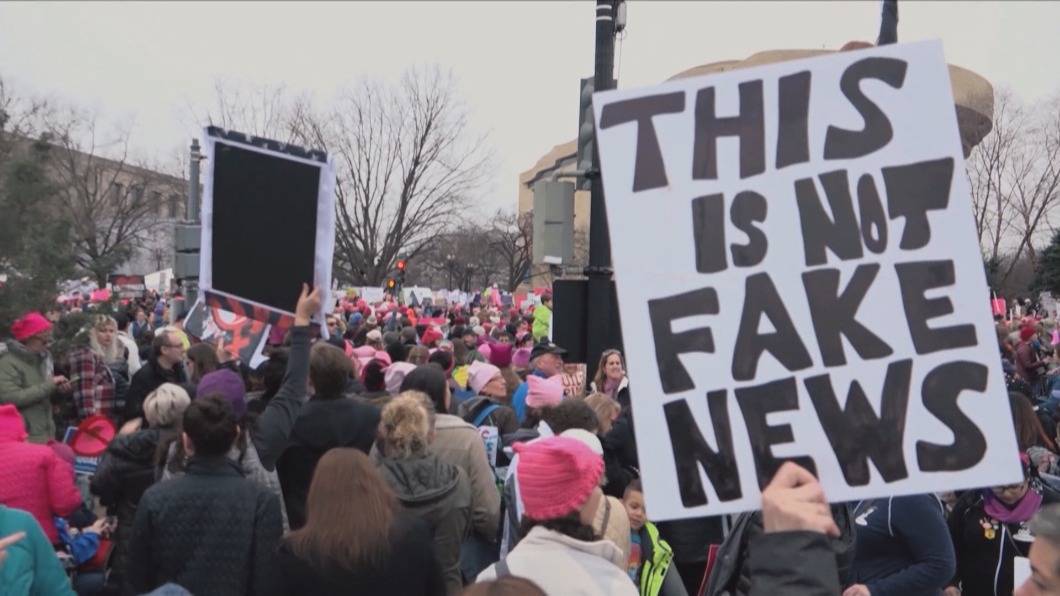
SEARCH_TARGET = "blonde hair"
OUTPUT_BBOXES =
[88,314,122,363]
[584,392,622,435]
[378,391,435,459]
[143,383,191,428]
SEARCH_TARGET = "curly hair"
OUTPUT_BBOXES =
[378,391,435,459]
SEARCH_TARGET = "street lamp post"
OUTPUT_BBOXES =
[446,254,455,290]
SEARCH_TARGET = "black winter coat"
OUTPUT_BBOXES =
[276,396,380,529]
[89,427,173,586]
[127,456,283,596]
[705,504,855,596]
[122,359,186,425]
[747,531,841,596]
[949,490,1036,596]
[274,512,445,596]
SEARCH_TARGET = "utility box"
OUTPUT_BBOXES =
[173,223,202,280]
[532,179,575,265]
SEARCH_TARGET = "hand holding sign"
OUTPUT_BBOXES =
[295,284,322,327]
[761,462,839,538]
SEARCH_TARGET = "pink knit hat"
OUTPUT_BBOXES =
[488,343,513,368]
[0,404,27,442]
[385,362,417,395]
[526,374,564,409]
[10,312,52,342]
[512,347,532,369]
[515,436,604,520]
[467,361,501,395]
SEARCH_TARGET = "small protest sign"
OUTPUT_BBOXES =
[593,41,1020,520]
[184,300,271,368]
[198,127,335,331]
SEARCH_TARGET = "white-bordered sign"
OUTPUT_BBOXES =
[199,126,335,331]
[594,40,1020,520]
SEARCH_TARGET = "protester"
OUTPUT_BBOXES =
[584,392,622,436]
[1017,326,1046,394]
[531,293,552,343]
[128,397,283,595]
[622,479,685,596]
[113,311,142,376]
[590,349,629,405]
[846,494,955,595]
[162,368,290,529]
[277,341,381,529]
[376,392,471,595]
[1015,504,1060,595]
[486,342,520,400]
[459,361,519,436]
[477,436,636,595]
[184,341,221,389]
[65,314,123,423]
[130,309,150,342]
[0,505,75,595]
[276,448,445,596]
[90,382,191,592]
[948,454,1043,596]
[360,358,391,405]
[511,341,566,423]
[399,365,501,546]
[0,403,82,546]
[0,312,71,443]
[123,330,187,425]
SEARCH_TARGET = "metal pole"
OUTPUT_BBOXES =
[584,0,619,381]
[188,139,201,223]
[183,138,202,310]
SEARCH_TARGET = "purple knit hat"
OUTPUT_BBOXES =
[196,368,247,420]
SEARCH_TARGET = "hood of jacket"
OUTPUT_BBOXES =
[377,453,461,505]
[108,428,168,465]
[520,525,627,569]
[2,339,50,370]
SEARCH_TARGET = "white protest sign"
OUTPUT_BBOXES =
[594,40,1021,520]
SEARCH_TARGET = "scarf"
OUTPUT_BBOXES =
[604,377,621,399]
[983,486,1043,523]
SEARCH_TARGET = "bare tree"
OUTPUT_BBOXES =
[489,209,533,291]
[46,110,182,285]
[968,90,1060,286]
[290,67,492,285]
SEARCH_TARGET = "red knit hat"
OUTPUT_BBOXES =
[515,436,603,521]
[10,312,52,342]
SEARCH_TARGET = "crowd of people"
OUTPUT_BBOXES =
[2,284,1060,595]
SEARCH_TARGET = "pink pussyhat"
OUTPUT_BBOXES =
[515,436,604,521]
[526,374,564,409]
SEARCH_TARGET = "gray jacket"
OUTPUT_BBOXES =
[377,453,471,596]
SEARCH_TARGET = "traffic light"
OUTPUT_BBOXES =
[576,76,594,191]
[396,259,406,272]
[386,278,396,290]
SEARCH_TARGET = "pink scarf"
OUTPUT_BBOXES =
[983,487,1043,523]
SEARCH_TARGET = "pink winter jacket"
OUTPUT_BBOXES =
[0,404,82,543]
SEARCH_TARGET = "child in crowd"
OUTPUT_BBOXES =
[623,480,687,596]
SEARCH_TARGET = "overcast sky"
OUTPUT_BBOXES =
[1,1,1057,218]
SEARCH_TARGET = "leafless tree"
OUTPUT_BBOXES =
[489,209,533,292]
[290,67,492,285]
[45,110,183,285]
[968,89,1060,285]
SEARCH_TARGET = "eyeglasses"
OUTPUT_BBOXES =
[164,343,184,349]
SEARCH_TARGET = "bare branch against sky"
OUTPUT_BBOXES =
[1,1,1058,218]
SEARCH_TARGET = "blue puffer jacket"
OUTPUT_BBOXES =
[0,505,75,596]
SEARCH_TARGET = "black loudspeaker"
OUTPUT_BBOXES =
[552,279,588,363]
